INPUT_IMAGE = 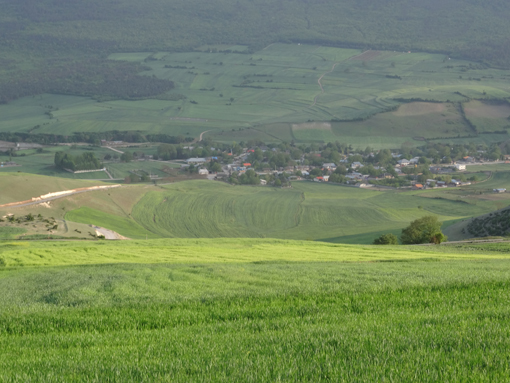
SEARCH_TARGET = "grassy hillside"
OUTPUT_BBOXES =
[0,173,110,205]
[64,180,505,243]
[2,176,509,243]
[2,239,510,380]
[3,46,510,147]
[2,0,510,104]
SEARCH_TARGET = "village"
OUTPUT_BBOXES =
[177,141,510,191]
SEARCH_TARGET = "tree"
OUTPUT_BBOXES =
[120,151,133,163]
[373,233,399,245]
[430,232,447,244]
[400,216,446,244]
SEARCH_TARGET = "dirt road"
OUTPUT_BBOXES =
[310,62,341,107]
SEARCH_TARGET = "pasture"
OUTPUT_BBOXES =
[1,45,510,148]
[3,174,510,243]
[2,239,510,380]
[0,144,179,180]
[65,180,506,243]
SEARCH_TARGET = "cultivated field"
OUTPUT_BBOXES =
[2,239,510,380]
[3,174,510,243]
[57,180,508,243]
[2,45,510,148]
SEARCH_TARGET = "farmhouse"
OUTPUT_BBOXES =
[186,158,206,164]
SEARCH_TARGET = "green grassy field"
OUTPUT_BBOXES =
[2,174,508,243]
[0,144,179,180]
[2,45,510,148]
[2,172,510,243]
[2,239,510,380]
[58,180,507,243]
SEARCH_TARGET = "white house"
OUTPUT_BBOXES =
[198,169,209,175]
[455,164,466,171]
[398,159,410,166]
[186,157,206,164]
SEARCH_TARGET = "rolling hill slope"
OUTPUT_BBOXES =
[2,238,510,380]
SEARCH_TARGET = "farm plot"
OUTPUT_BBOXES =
[464,100,510,132]
[2,240,510,380]
[2,45,510,147]
[107,180,503,243]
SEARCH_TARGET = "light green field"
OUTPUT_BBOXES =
[2,239,510,380]
[3,173,510,244]
[1,238,510,268]
[2,45,510,147]
[58,180,506,243]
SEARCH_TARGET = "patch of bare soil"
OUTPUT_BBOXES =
[464,102,510,119]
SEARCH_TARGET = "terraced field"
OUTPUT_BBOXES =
[2,44,510,148]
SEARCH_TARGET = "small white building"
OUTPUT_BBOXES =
[455,164,466,171]
[351,162,364,169]
[398,159,410,166]
[494,188,507,193]
[198,169,209,175]
[186,157,207,164]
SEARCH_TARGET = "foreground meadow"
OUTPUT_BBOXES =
[1,239,510,380]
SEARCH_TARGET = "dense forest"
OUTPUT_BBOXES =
[1,0,510,102]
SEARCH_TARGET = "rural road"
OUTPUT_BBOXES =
[311,62,341,107]
[199,130,212,141]
[0,185,121,209]
[106,147,124,154]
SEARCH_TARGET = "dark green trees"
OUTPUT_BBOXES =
[54,151,101,171]
[373,233,399,245]
[400,216,447,244]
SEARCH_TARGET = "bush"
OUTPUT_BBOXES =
[0,257,6,267]
[373,233,399,245]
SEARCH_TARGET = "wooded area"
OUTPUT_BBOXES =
[1,0,510,102]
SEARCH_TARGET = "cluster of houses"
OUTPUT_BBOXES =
[180,144,509,190]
